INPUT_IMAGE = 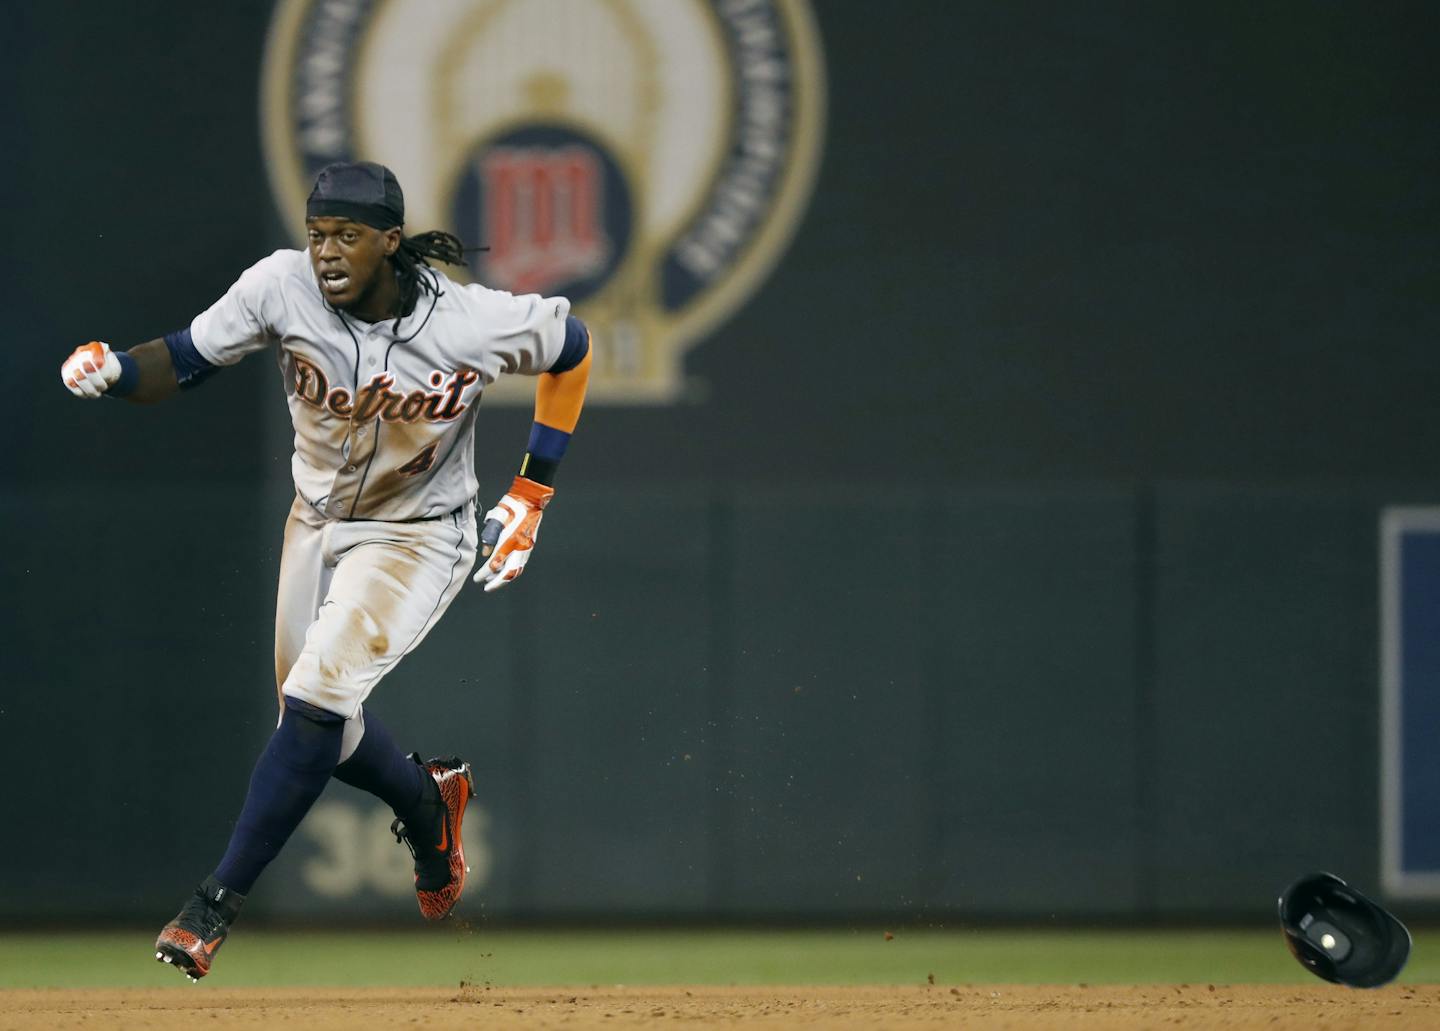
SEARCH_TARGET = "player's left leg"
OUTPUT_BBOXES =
[283,507,480,919]
[330,704,478,918]
[333,706,428,813]
[156,507,477,978]
[282,506,476,715]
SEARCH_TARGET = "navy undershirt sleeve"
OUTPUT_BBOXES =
[164,327,219,390]
[548,316,589,374]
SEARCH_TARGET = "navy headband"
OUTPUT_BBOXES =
[306,161,405,230]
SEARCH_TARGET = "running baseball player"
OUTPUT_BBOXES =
[59,161,591,981]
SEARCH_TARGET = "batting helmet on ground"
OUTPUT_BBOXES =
[1278,872,1411,988]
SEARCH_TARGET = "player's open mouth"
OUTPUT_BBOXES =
[320,272,350,294]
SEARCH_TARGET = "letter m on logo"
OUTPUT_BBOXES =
[480,146,612,295]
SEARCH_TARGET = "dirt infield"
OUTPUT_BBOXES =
[1,984,1437,1030]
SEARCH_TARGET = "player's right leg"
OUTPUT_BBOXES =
[154,694,344,979]
[153,877,243,981]
[274,495,334,709]
[155,498,342,980]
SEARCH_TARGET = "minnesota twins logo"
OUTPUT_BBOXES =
[453,125,631,301]
[261,0,826,404]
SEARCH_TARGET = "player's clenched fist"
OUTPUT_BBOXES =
[61,341,122,399]
[473,475,554,593]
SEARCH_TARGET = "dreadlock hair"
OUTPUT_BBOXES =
[391,230,469,326]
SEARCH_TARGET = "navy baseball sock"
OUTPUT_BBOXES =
[212,696,344,895]
[332,709,430,818]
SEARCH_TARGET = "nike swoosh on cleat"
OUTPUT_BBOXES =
[200,938,222,957]
[435,816,448,852]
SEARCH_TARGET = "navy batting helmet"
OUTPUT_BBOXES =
[1278,872,1411,988]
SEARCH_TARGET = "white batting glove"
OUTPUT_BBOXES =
[473,475,555,593]
[61,341,122,399]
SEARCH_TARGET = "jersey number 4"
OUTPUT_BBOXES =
[396,443,439,477]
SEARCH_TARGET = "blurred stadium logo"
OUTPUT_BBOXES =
[262,0,826,404]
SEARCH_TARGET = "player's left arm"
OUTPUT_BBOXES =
[473,317,591,592]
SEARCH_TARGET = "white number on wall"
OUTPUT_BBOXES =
[300,800,492,899]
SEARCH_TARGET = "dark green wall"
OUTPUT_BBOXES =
[3,1,1437,923]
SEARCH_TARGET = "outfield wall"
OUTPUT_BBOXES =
[3,478,1431,921]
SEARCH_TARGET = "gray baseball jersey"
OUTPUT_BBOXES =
[192,248,570,522]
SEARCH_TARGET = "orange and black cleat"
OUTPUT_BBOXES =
[154,877,245,982]
[391,754,477,920]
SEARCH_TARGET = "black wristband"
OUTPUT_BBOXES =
[518,452,559,486]
[109,351,140,398]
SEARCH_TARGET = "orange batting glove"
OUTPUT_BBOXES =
[61,341,122,399]
[473,475,554,593]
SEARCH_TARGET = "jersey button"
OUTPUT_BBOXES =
[345,464,357,472]
[368,358,377,367]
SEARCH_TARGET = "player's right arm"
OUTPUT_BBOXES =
[60,332,219,403]
[60,250,296,403]
[60,337,180,403]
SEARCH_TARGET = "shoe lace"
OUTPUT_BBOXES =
[391,818,419,859]
[177,893,230,939]
[392,814,447,859]
[392,772,447,855]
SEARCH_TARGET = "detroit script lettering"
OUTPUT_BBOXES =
[292,355,480,423]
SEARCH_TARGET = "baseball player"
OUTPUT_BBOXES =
[59,161,591,981]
